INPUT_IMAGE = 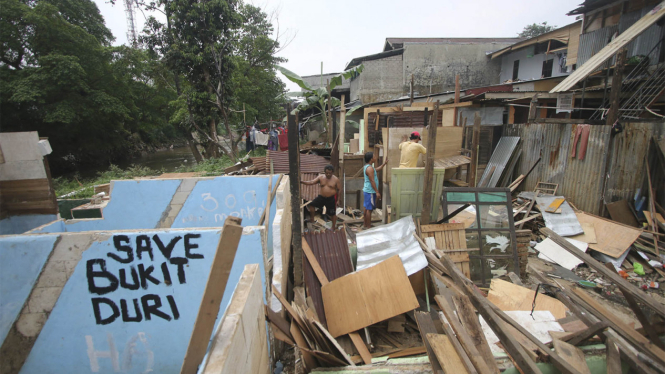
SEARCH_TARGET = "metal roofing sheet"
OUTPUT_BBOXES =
[355,216,427,276]
[477,137,520,188]
[267,150,330,174]
[536,196,584,236]
[303,230,354,328]
[300,172,321,201]
[551,2,665,93]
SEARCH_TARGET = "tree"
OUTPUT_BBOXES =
[518,22,556,39]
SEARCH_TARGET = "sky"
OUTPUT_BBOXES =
[94,0,583,92]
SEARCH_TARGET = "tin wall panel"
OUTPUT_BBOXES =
[619,8,664,63]
[506,122,663,215]
[577,25,619,70]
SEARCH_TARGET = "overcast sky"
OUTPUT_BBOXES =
[94,0,582,92]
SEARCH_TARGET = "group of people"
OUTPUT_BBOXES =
[301,131,426,230]
[245,124,289,152]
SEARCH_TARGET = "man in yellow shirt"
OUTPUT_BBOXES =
[398,131,427,168]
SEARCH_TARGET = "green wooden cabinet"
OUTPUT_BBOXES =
[390,167,446,221]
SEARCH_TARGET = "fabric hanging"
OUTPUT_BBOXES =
[254,131,269,146]
[278,133,289,151]
[571,124,590,160]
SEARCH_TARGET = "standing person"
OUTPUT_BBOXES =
[398,131,426,168]
[363,152,388,229]
[301,165,341,229]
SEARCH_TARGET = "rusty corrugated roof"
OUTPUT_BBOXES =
[267,150,330,174]
[300,173,322,201]
[303,230,353,328]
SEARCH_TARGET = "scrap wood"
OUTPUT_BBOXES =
[571,287,665,367]
[272,322,295,345]
[605,337,622,374]
[559,321,608,346]
[514,213,542,226]
[540,227,665,320]
[575,212,642,258]
[291,321,319,370]
[545,198,566,213]
[438,254,586,374]
[427,333,475,374]
[435,295,499,374]
[487,278,568,319]
[387,346,427,358]
[265,305,292,340]
[452,293,498,372]
[551,339,591,374]
[414,312,445,374]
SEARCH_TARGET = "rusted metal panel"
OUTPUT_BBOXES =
[300,172,321,201]
[506,122,663,215]
[303,230,354,328]
[266,150,330,174]
[576,25,619,71]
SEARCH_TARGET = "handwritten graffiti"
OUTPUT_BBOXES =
[184,190,266,224]
[86,234,204,325]
[86,332,154,372]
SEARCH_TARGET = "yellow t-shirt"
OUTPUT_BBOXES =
[398,141,427,168]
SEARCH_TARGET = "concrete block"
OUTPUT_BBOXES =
[28,287,63,313]
[17,312,48,338]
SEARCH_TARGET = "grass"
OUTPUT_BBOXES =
[54,148,268,199]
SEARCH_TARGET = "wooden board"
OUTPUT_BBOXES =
[382,126,463,183]
[452,294,499,373]
[415,312,444,374]
[322,255,419,337]
[427,334,470,374]
[348,331,371,365]
[181,217,244,374]
[552,339,591,374]
[487,279,568,319]
[568,222,597,244]
[575,212,641,258]
[606,200,639,227]
[421,223,470,278]
[387,346,427,358]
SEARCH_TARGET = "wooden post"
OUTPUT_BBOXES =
[469,112,481,187]
[453,74,460,126]
[605,49,627,127]
[180,217,244,374]
[420,101,439,224]
[327,80,334,145]
[287,105,303,286]
[339,94,346,175]
[410,75,414,106]
[528,95,539,121]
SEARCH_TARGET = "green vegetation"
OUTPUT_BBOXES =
[518,22,557,39]
[1,0,287,174]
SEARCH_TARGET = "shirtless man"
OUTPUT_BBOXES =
[301,165,341,229]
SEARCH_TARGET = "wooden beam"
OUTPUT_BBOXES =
[288,105,304,286]
[414,312,445,374]
[180,216,244,374]
[540,227,665,319]
[302,239,329,286]
[435,295,496,374]
[452,293,499,373]
[528,95,539,121]
[562,321,608,346]
[421,101,440,224]
[258,174,283,225]
[349,331,372,365]
[410,75,414,106]
[605,337,622,374]
[339,94,346,167]
[605,49,627,127]
[469,112,481,187]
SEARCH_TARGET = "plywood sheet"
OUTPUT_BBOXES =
[382,126,463,183]
[552,339,591,374]
[487,279,568,319]
[321,255,419,337]
[575,212,641,258]
[568,222,597,244]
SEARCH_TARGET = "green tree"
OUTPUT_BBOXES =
[518,22,556,39]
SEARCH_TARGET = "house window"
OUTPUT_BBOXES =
[542,59,553,78]
[512,60,519,80]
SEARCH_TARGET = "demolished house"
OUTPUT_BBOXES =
[1,2,665,374]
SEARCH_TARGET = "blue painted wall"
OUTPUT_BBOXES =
[0,235,57,343]
[18,228,265,374]
[0,214,58,235]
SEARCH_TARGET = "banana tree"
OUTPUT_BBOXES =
[277,65,364,140]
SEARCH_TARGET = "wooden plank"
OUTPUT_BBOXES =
[348,331,371,365]
[181,216,244,374]
[312,320,356,366]
[435,295,495,374]
[264,305,292,340]
[427,334,471,374]
[272,285,305,329]
[387,346,427,358]
[571,287,665,366]
[421,101,440,224]
[452,293,499,373]
[541,227,665,320]
[574,212,641,258]
[507,272,524,286]
[415,312,444,374]
[605,337,622,374]
[565,321,608,346]
[287,105,304,287]
[606,200,639,227]
[551,339,591,374]
[272,322,295,345]
[545,198,566,213]
[487,279,568,319]
[469,113,481,187]
[321,255,419,337]
[514,213,542,226]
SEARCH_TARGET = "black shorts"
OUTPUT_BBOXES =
[310,195,336,215]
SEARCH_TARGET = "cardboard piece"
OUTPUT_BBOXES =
[487,279,568,319]
[322,255,419,337]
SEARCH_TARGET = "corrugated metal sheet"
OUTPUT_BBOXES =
[367,110,442,147]
[303,230,354,328]
[576,25,619,71]
[267,150,330,174]
[477,137,520,188]
[619,7,664,63]
[300,172,321,201]
[505,122,664,215]
[535,196,584,236]
[356,216,428,276]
